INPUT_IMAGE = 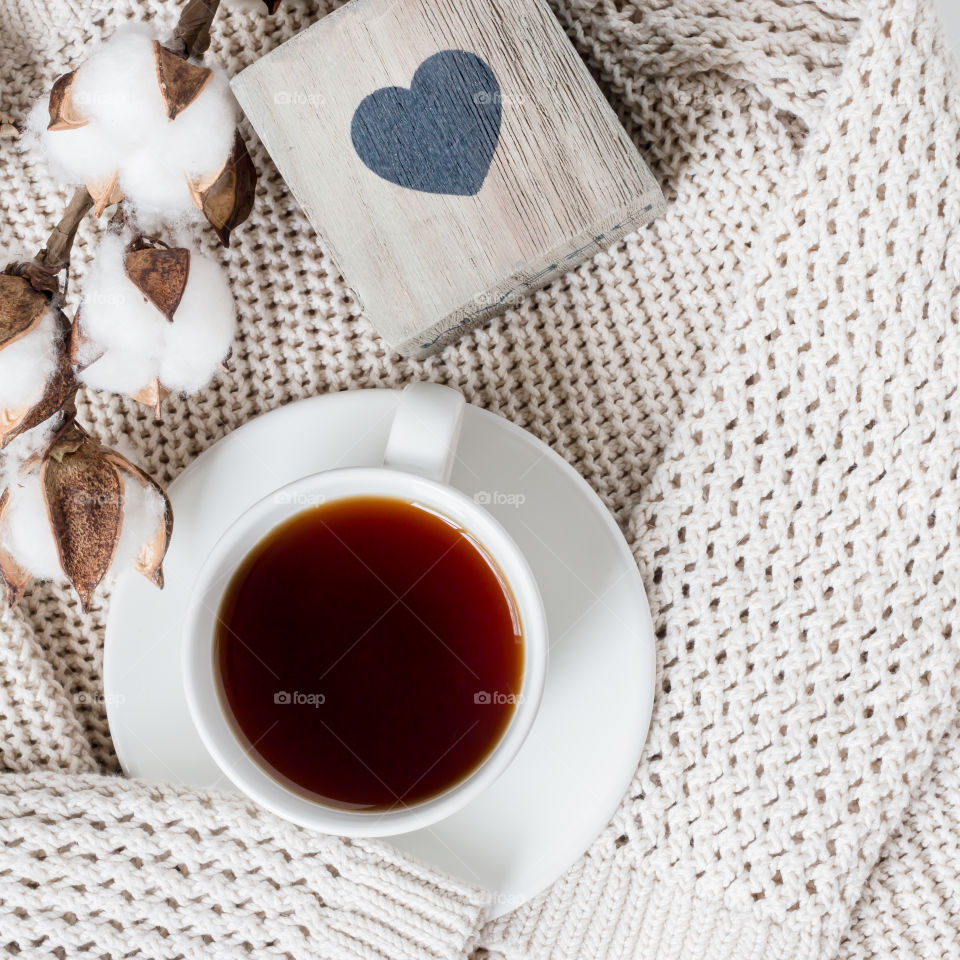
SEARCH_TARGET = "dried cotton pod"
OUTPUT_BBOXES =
[187,131,257,247]
[0,420,172,610]
[75,235,236,414]
[154,43,213,120]
[47,72,88,131]
[0,270,76,450]
[31,25,256,237]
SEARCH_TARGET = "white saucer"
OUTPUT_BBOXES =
[104,389,655,918]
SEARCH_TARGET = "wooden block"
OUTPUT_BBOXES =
[232,0,664,357]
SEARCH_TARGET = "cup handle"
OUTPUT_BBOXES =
[383,382,466,484]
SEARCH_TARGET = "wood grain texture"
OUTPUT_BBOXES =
[232,0,664,357]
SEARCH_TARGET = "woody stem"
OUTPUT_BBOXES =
[35,187,94,273]
[173,0,223,58]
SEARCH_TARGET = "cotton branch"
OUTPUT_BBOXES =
[35,187,94,273]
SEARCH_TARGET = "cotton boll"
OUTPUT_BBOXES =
[0,470,64,582]
[34,25,238,220]
[159,252,236,391]
[79,235,168,358]
[78,235,168,398]
[0,310,59,410]
[78,237,236,402]
[0,271,74,451]
[112,472,166,577]
[2,417,171,609]
[116,68,236,217]
[31,27,166,189]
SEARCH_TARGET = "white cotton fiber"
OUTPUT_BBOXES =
[0,469,64,581]
[112,472,165,575]
[79,235,236,398]
[0,309,59,410]
[0,414,64,494]
[28,104,118,186]
[70,26,168,134]
[80,350,160,398]
[78,234,167,391]
[156,69,236,178]
[115,150,203,219]
[158,251,236,390]
[32,25,237,219]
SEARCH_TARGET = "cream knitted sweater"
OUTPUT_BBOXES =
[0,0,958,957]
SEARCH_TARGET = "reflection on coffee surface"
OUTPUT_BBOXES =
[216,495,524,809]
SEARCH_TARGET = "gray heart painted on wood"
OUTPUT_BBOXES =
[351,50,502,197]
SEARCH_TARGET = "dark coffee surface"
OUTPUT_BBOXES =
[216,495,523,810]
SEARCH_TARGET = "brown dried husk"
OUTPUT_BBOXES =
[154,42,213,121]
[41,421,123,611]
[68,308,101,372]
[0,274,77,450]
[86,173,123,218]
[103,452,173,588]
[131,378,170,418]
[188,131,257,246]
[0,273,46,348]
[124,246,190,321]
[0,324,76,450]
[38,421,172,610]
[47,70,89,131]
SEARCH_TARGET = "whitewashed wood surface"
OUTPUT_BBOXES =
[233,0,664,356]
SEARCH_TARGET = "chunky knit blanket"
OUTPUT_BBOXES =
[1,0,958,957]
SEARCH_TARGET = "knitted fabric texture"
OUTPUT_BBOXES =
[0,0,958,958]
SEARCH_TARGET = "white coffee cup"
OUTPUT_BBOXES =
[182,382,547,836]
